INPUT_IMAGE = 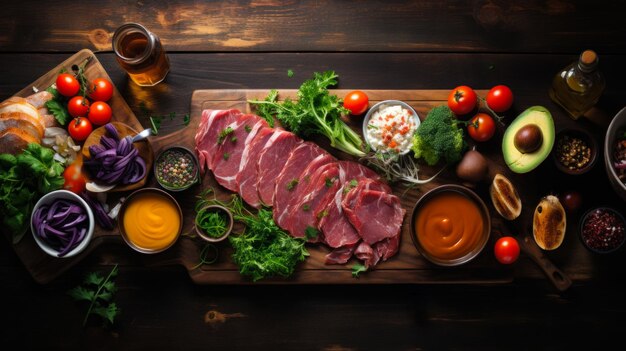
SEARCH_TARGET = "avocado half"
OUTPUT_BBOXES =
[502,106,555,173]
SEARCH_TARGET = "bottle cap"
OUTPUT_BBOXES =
[579,50,598,72]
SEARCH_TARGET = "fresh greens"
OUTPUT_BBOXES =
[351,263,367,278]
[196,188,308,282]
[411,105,467,166]
[0,143,65,243]
[195,208,228,238]
[249,70,365,157]
[68,265,121,326]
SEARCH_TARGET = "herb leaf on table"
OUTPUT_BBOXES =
[68,265,120,326]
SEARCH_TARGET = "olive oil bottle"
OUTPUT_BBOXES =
[549,50,605,120]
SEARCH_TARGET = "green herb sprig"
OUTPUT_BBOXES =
[68,265,121,326]
[249,70,365,156]
[196,187,308,282]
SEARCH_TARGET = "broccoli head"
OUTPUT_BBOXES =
[411,105,466,166]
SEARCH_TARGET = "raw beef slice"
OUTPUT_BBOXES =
[195,109,242,172]
[283,162,341,240]
[273,142,327,225]
[345,189,405,245]
[274,153,335,230]
[212,115,267,191]
[237,127,275,208]
[256,130,301,206]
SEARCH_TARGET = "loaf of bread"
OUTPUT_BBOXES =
[0,96,47,154]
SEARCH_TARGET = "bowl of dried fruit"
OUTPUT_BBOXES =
[552,127,598,175]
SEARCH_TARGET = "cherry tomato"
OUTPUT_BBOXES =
[67,96,90,118]
[63,163,86,194]
[89,78,114,102]
[68,117,93,142]
[343,90,369,115]
[88,101,112,125]
[447,85,478,115]
[55,73,80,97]
[559,191,583,213]
[494,236,520,264]
[486,85,514,113]
[467,113,496,142]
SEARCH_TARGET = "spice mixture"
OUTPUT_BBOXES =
[581,208,626,253]
[156,149,198,189]
[556,134,591,171]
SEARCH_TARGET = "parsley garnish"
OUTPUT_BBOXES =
[302,203,310,211]
[352,263,367,278]
[305,226,319,240]
[325,177,336,187]
[231,136,238,143]
[245,125,252,132]
[287,69,294,78]
[286,179,299,191]
[218,127,234,144]
[223,152,230,160]
[317,210,329,219]
[68,265,120,326]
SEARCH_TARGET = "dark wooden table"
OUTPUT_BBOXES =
[2,1,626,349]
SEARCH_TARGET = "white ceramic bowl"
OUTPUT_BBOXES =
[31,190,95,258]
[362,100,420,155]
[604,106,626,202]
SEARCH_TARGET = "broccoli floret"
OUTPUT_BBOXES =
[411,105,466,165]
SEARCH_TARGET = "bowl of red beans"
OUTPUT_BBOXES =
[579,207,626,254]
[154,146,200,192]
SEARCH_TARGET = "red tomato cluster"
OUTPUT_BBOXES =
[55,74,115,141]
[447,85,514,143]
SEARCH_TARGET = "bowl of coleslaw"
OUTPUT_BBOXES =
[363,100,420,155]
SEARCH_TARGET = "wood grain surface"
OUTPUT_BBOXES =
[2,1,626,349]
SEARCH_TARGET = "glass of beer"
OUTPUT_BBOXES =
[112,23,170,86]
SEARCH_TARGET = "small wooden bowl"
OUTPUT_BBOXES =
[194,205,234,243]
[552,127,598,175]
[81,121,153,192]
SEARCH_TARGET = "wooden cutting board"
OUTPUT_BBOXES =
[5,52,514,284]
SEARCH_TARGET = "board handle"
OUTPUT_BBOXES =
[520,235,572,292]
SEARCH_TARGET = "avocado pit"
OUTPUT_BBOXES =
[514,124,543,153]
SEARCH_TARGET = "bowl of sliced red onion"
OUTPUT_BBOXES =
[30,189,95,258]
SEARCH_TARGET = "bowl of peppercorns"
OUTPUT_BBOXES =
[579,207,626,254]
[552,127,598,175]
[154,146,200,192]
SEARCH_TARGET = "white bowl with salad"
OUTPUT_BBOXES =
[31,190,95,258]
[363,100,420,155]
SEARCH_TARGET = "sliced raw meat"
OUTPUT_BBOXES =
[195,109,242,173]
[344,189,405,245]
[318,184,360,248]
[273,142,327,224]
[212,115,267,191]
[337,160,382,183]
[355,241,380,268]
[325,243,358,265]
[275,153,335,229]
[256,130,302,206]
[283,162,341,241]
[237,127,275,208]
[342,178,392,221]
[373,234,401,262]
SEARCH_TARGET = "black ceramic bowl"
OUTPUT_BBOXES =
[154,146,200,192]
[552,127,598,175]
[579,206,626,254]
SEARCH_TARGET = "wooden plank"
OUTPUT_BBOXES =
[1,1,626,53]
[182,88,514,284]
[4,49,147,284]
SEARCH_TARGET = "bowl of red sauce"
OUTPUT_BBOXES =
[579,207,626,254]
[411,184,491,266]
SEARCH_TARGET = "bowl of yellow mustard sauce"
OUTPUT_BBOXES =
[118,187,183,254]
